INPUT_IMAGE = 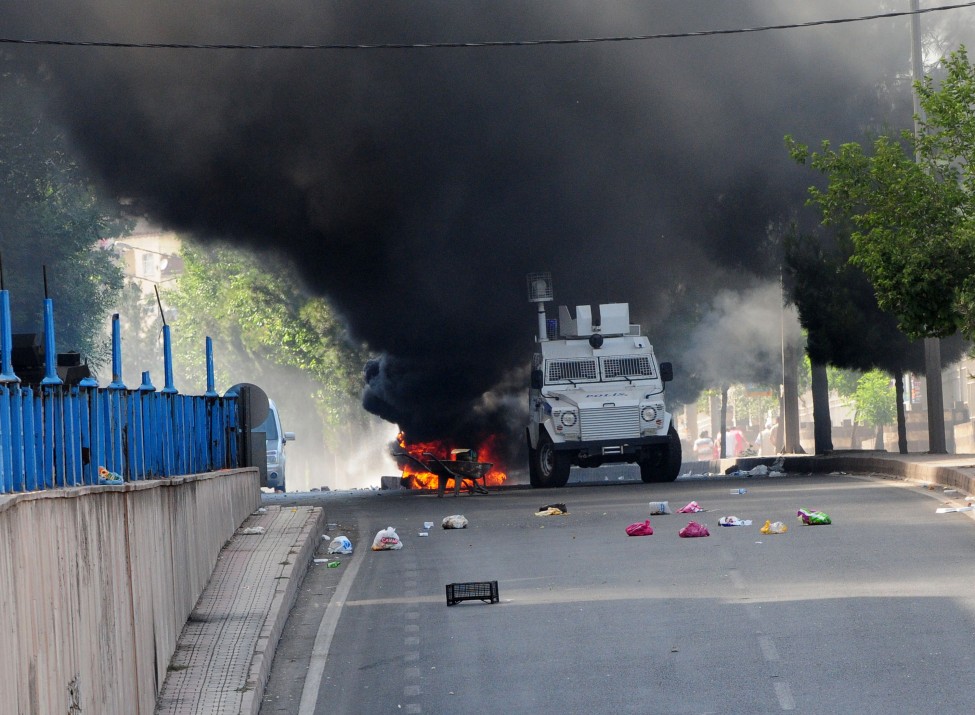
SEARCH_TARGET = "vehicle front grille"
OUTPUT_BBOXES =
[547,359,598,382]
[580,406,641,440]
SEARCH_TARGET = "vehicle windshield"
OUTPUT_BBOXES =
[254,410,279,440]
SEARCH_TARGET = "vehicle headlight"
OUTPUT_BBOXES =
[641,406,658,422]
[560,411,577,428]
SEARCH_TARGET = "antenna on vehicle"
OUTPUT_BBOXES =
[154,285,167,326]
[527,272,554,342]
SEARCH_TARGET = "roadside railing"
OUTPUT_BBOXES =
[0,290,241,493]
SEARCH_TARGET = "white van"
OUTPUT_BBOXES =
[255,400,295,492]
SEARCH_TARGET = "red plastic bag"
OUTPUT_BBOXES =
[678,501,704,513]
[679,521,710,538]
[625,519,654,536]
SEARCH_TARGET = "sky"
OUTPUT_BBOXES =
[4,1,975,448]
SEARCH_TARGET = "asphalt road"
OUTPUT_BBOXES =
[259,472,975,715]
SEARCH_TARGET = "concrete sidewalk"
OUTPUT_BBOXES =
[153,452,975,715]
[156,504,324,715]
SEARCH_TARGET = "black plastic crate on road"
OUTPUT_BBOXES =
[446,581,499,606]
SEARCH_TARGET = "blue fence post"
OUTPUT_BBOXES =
[0,290,19,493]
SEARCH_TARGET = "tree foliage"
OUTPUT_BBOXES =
[852,369,897,429]
[166,243,372,430]
[787,47,975,342]
[0,63,129,366]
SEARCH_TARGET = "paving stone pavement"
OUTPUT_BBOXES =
[156,504,324,715]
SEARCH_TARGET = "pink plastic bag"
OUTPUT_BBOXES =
[678,501,703,513]
[625,519,654,536]
[679,521,710,538]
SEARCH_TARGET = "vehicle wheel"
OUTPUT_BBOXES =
[639,425,682,483]
[532,430,571,488]
[527,429,541,488]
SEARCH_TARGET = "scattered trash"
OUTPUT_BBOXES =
[797,508,832,525]
[536,503,568,516]
[97,466,123,485]
[313,558,330,564]
[446,581,499,606]
[679,521,710,538]
[238,526,265,535]
[730,488,747,495]
[253,507,268,514]
[625,519,654,536]
[442,515,469,529]
[648,501,671,515]
[677,501,704,513]
[371,526,404,550]
[417,531,430,537]
[760,520,787,534]
[943,488,959,496]
[328,536,354,554]
[747,464,769,476]
[936,506,975,514]
[423,521,434,530]
[718,516,752,527]
[321,535,331,541]
[327,561,341,568]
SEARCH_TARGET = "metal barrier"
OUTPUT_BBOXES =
[0,290,241,493]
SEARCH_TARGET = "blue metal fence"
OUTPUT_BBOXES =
[0,290,241,494]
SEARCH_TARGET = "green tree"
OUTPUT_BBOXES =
[166,243,372,434]
[787,48,975,341]
[0,63,129,368]
[852,370,897,450]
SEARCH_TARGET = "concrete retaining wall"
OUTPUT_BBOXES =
[0,468,260,715]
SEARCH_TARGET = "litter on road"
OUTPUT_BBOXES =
[238,526,265,535]
[625,519,654,536]
[718,516,752,527]
[679,521,710,538]
[936,506,975,513]
[760,520,787,534]
[371,526,403,550]
[536,503,568,516]
[677,501,704,513]
[442,514,469,529]
[797,508,832,525]
[648,501,671,514]
[328,536,354,554]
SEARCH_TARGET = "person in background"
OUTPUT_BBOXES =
[693,430,714,461]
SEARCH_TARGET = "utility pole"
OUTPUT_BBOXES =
[910,0,948,453]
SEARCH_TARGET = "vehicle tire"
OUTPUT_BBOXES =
[527,429,541,488]
[532,430,571,488]
[639,425,682,483]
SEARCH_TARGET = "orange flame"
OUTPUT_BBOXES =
[396,432,508,490]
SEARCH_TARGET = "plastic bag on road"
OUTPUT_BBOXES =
[371,526,403,550]
[625,519,654,536]
[718,516,752,527]
[679,521,710,538]
[760,520,787,534]
[797,508,832,525]
[677,501,704,513]
[328,535,354,554]
[648,501,671,515]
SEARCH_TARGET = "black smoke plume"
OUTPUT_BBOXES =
[4,2,973,447]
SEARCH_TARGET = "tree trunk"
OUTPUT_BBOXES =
[719,385,729,458]
[925,337,947,453]
[782,341,804,453]
[811,360,833,455]
[873,422,885,450]
[849,408,860,449]
[895,370,908,454]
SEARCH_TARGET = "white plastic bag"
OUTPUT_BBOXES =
[442,514,469,529]
[328,535,354,554]
[371,526,403,551]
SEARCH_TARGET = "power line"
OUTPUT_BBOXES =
[2,2,975,50]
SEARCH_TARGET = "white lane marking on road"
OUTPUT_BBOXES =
[758,635,779,662]
[297,522,368,715]
[405,636,420,646]
[404,685,421,696]
[405,667,420,679]
[405,704,421,714]
[774,681,796,710]
[404,652,420,662]
[728,569,746,590]
[405,624,420,633]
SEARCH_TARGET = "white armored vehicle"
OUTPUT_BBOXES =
[525,274,681,488]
